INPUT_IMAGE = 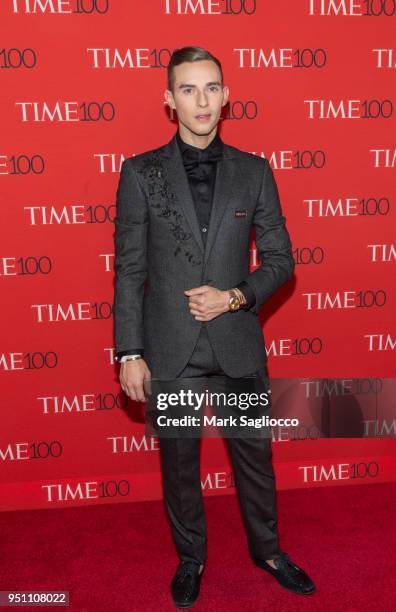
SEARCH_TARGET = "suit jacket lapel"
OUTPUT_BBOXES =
[161,134,205,253]
[159,131,237,261]
[203,157,236,264]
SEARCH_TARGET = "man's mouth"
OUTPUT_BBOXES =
[196,114,211,121]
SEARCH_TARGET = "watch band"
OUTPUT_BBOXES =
[235,280,256,309]
[116,348,143,362]
[233,287,247,306]
[118,355,143,363]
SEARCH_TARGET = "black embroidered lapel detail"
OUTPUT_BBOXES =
[136,152,202,266]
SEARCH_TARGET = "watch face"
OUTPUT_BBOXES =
[229,296,240,310]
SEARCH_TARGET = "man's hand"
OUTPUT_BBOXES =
[119,359,151,402]
[184,285,229,321]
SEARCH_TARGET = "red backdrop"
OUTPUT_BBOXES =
[1,0,395,511]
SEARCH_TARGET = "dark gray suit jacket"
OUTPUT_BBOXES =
[113,132,295,380]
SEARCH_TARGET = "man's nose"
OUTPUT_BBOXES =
[197,93,209,107]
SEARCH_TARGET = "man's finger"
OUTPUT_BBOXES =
[190,308,203,316]
[184,285,209,295]
[132,383,146,403]
[189,296,204,306]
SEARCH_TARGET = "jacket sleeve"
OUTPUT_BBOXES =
[242,159,295,314]
[113,158,148,352]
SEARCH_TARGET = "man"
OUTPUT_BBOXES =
[113,46,315,608]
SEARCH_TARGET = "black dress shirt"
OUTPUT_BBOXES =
[116,129,256,361]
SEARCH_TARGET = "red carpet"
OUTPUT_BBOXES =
[1,482,395,611]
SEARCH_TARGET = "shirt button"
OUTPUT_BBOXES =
[202,227,207,233]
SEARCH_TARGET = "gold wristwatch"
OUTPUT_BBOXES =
[228,288,247,311]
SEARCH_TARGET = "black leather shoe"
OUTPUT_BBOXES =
[253,552,316,595]
[171,560,203,608]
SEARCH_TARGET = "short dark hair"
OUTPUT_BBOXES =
[167,46,223,93]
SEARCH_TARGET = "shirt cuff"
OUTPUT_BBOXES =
[116,349,144,361]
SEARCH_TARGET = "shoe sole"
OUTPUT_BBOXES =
[173,596,199,609]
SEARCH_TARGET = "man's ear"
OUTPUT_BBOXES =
[222,85,230,107]
[164,89,176,110]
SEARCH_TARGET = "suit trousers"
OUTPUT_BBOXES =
[158,325,282,565]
